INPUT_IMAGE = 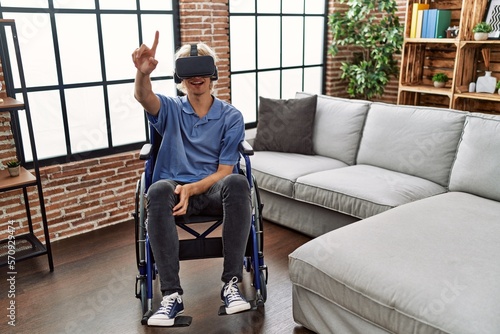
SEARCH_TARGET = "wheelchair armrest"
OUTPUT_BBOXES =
[139,143,153,160]
[239,140,254,156]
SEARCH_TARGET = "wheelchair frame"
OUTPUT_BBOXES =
[134,128,267,325]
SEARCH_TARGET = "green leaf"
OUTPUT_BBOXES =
[328,0,403,100]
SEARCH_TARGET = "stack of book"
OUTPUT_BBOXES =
[410,4,452,39]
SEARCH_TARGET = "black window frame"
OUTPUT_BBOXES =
[228,0,330,129]
[0,0,181,168]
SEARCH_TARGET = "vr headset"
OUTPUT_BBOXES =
[174,44,218,84]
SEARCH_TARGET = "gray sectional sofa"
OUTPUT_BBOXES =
[246,92,500,333]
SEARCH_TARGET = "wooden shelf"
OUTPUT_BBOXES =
[399,85,453,97]
[0,96,25,111]
[405,37,459,45]
[0,167,37,191]
[454,92,500,101]
[398,0,499,113]
[0,19,54,272]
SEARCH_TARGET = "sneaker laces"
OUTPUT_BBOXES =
[224,277,243,303]
[158,293,178,314]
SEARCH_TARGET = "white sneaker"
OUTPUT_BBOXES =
[147,292,184,326]
[221,277,251,315]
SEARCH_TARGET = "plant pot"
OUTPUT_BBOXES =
[474,32,489,41]
[8,165,20,177]
[433,81,446,88]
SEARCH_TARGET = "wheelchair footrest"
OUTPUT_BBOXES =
[172,316,192,327]
[145,315,192,327]
[217,300,259,316]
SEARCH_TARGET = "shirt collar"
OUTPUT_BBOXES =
[181,95,222,120]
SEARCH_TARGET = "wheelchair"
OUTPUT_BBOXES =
[134,126,267,325]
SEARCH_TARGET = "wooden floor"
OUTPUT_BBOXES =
[0,219,315,334]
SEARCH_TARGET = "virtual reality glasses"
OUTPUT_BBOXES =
[174,44,218,84]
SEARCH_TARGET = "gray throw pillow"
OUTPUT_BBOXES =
[253,95,317,155]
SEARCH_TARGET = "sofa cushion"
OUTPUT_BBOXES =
[249,151,348,197]
[253,95,317,155]
[296,92,369,165]
[289,192,500,334]
[356,103,467,187]
[449,113,500,201]
[294,164,446,219]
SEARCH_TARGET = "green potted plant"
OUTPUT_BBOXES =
[6,160,21,177]
[473,22,492,41]
[432,73,449,88]
[496,81,500,95]
[328,0,403,100]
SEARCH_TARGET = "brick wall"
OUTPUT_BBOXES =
[179,0,231,102]
[1,0,406,244]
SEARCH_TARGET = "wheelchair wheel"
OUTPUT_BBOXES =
[259,270,267,303]
[135,275,148,313]
[135,173,147,270]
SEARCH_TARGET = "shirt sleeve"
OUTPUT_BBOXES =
[219,109,245,166]
[146,94,177,135]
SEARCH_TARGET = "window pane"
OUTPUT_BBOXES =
[304,66,322,94]
[257,0,280,13]
[257,17,280,69]
[18,91,66,161]
[282,17,304,67]
[230,16,256,72]
[3,13,59,87]
[152,79,177,98]
[231,73,256,124]
[304,17,324,65]
[282,0,304,14]
[141,14,175,77]
[282,68,303,99]
[305,0,326,14]
[56,14,102,84]
[229,0,255,13]
[101,14,139,81]
[99,0,136,10]
[53,0,95,9]
[140,0,172,10]
[108,83,147,146]
[66,87,108,154]
[0,0,47,8]
[258,71,280,99]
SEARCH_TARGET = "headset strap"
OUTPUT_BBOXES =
[190,44,197,56]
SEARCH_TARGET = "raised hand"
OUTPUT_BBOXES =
[132,31,159,75]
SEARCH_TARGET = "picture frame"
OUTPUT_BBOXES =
[484,0,500,39]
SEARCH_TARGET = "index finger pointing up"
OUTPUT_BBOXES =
[151,30,159,53]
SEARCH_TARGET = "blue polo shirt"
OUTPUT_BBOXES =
[147,95,245,183]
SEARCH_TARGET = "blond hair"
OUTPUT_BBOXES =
[175,42,218,94]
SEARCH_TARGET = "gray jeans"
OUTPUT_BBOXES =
[146,173,251,296]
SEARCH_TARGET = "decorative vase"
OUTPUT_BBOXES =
[8,165,20,177]
[476,71,497,93]
[474,32,489,41]
[469,82,476,92]
[434,81,446,88]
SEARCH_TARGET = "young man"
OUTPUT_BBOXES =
[132,31,252,326]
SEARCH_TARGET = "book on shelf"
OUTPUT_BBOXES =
[410,3,430,38]
[425,9,437,38]
[421,10,429,39]
[434,9,451,38]
[416,9,425,38]
[412,7,452,39]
